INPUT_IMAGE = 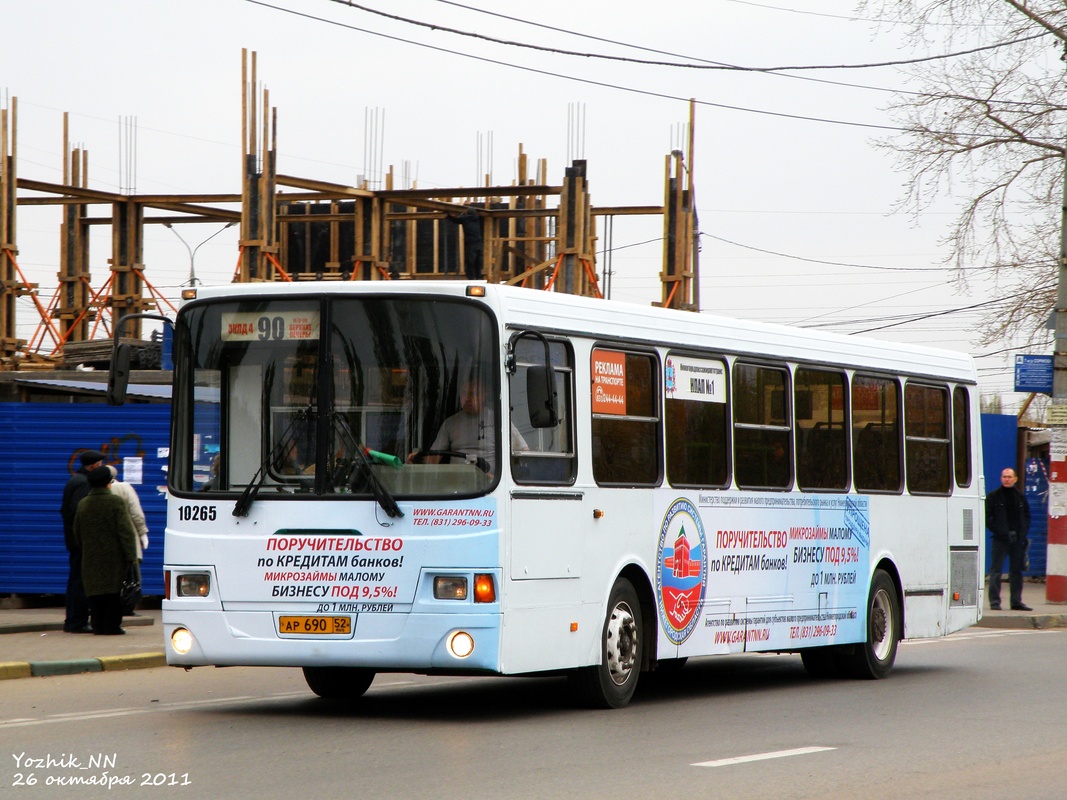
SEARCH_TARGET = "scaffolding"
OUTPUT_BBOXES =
[0,51,699,370]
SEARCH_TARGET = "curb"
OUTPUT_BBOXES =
[98,652,168,671]
[975,614,1067,630]
[0,652,167,681]
[0,662,32,680]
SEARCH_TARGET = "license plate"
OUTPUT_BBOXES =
[278,615,351,635]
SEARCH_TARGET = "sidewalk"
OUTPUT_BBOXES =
[0,606,165,680]
[1,582,1064,681]
[972,580,1067,630]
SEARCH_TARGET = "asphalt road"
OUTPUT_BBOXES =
[2,626,1064,800]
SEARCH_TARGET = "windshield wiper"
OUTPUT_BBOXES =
[331,414,404,519]
[233,403,311,518]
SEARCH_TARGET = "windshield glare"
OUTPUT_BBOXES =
[174,297,498,499]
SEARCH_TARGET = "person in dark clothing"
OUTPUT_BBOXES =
[73,465,138,635]
[446,209,484,280]
[985,467,1032,611]
[59,449,106,633]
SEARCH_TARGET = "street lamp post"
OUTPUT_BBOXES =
[164,222,236,286]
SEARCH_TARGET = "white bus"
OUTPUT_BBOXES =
[145,281,982,708]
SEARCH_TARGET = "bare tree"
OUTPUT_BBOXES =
[859,1,1067,347]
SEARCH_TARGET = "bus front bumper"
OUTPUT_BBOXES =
[163,609,503,673]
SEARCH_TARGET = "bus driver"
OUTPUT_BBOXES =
[424,378,526,475]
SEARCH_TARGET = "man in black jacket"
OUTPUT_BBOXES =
[60,449,105,632]
[985,467,1032,611]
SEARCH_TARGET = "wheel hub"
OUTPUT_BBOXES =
[605,602,638,685]
[871,605,887,643]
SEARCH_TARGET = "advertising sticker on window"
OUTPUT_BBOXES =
[664,355,726,403]
[591,348,627,415]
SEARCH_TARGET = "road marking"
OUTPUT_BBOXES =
[0,692,310,729]
[0,675,461,729]
[692,746,835,768]
[903,628,1061,646]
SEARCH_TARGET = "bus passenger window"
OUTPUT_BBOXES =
[510,338,576,485]
[905,383,951,495]
[852,375,901,493]
[665,354,728,488]
[591,349,661,486]
[794,368,848,491]
[953,386,972,488]
[733,363,791,490]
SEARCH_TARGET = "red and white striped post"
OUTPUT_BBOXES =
[1047,436,1067,603]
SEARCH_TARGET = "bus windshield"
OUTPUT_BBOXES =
[172,296,499,500]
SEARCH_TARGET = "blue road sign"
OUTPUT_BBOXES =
[1014,354,1053,393]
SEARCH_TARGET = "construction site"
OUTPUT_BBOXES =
[0,51,699,391]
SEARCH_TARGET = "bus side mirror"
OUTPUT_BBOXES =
[107,343,131,406]
[526,364,558,428]
[107,311,173,406]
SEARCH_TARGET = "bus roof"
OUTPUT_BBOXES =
[188,281,977,384]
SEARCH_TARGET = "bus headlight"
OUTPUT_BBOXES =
[177,573,211,597]
[448,631,475,658]
[434,576,467,600]
[171,627,195,655]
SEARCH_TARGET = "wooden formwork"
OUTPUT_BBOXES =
[0,98,33,366]
[1,53,699,368]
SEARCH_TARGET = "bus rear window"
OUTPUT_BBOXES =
[905,383,951,495]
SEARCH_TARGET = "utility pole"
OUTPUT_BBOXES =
[1046,66,1067,603]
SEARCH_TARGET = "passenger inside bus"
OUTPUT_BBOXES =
[199,454,221,491]
[277,441,315,476]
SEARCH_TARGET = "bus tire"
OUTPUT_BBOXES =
[840,569,900,680]
[568,577,642,709]
[302,666,376,700]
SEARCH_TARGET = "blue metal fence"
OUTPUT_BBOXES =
[0,403,170,595]
[980,413,1046,578]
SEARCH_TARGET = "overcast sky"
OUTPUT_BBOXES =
[3,0,1032,401]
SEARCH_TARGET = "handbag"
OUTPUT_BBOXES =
[120,563,142,616]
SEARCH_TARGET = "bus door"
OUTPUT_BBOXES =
[899,382,955,637]
[503,337,585,670]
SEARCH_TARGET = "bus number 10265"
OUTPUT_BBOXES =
[177,505,217,522]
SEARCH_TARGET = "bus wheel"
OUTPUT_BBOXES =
[302,666,375,700]
[840,569,900,680]
[569,578,642,709]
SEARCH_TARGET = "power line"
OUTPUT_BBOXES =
[703,231,1002,273]
[793,281,945,326]
[416,0,1047,72]
[239,0,925,133]
[976,342,1052,359]
[848,291,1031,334]
[722,0,998,27]
[335,1,1053,102]
[252,1,1060,137]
